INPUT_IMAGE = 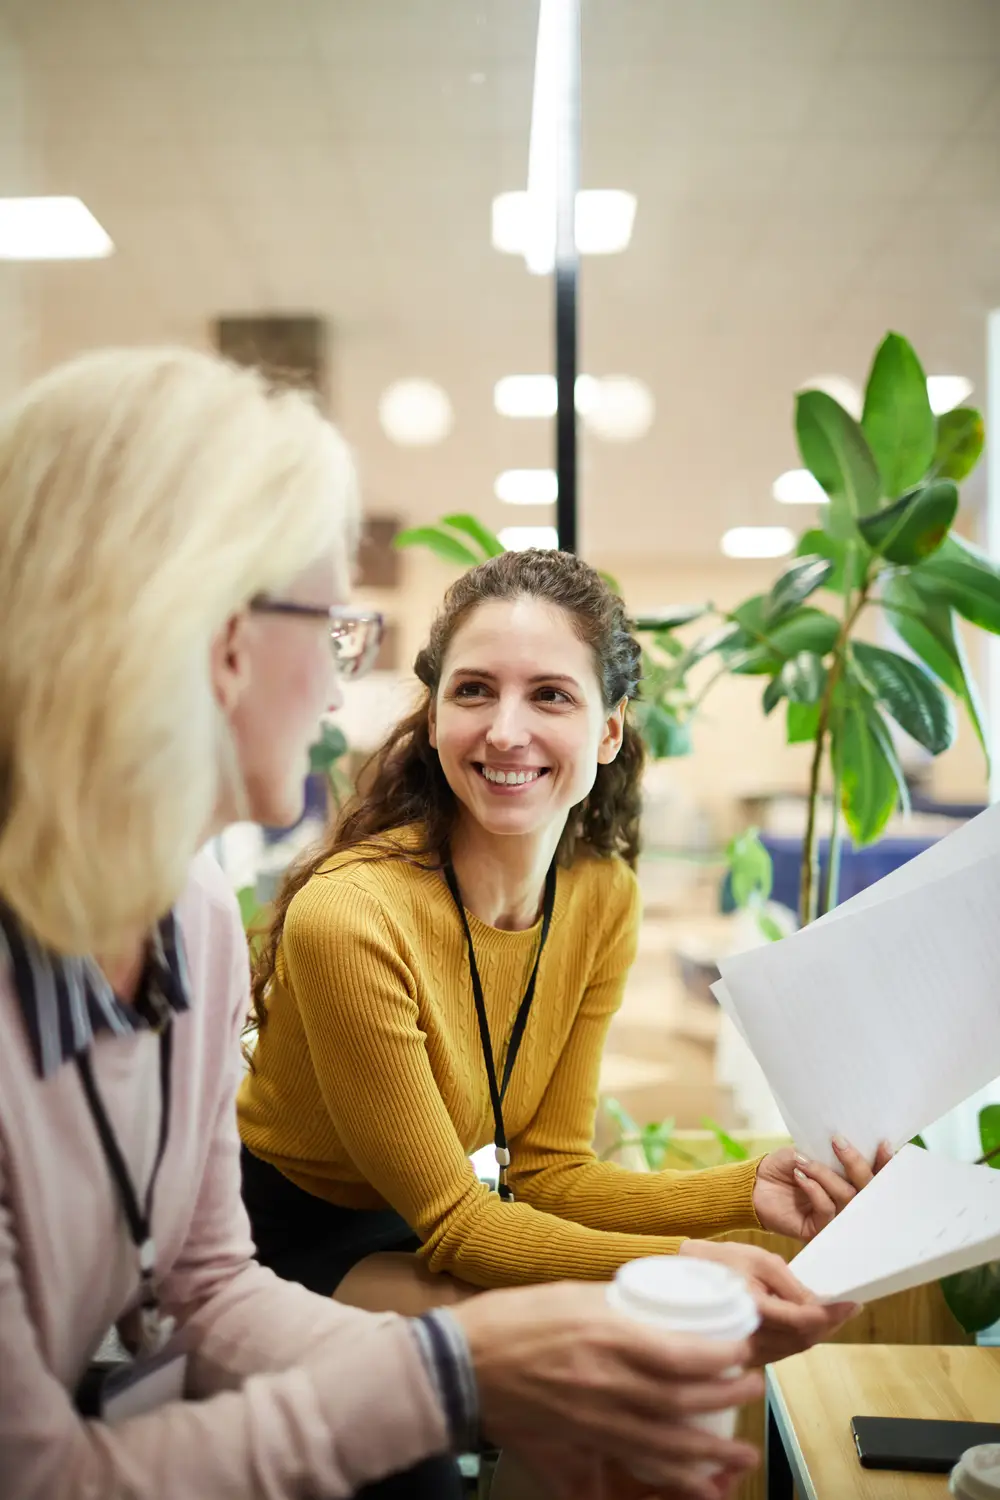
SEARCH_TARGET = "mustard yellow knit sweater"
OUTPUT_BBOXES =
[238,828,761,1288]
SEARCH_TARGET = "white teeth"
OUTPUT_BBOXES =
[480,766,542,785]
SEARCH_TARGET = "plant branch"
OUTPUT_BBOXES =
[800,581,871,925]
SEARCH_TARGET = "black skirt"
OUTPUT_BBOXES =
[240,1144,422,1297]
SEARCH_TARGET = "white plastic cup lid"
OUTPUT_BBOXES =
[609,1256,760,1341]
[951,1445,1000,1499]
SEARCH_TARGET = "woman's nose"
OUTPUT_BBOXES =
[486,698,529,749]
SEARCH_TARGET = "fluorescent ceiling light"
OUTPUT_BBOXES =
[491,189,636,273]
[498,525,560,551]
[721,526,796,559]
[495,469,558,505]
[523,0,562,274]
[801,374,862,420]
[582,374,654,442]
[574,191,636,255]
[0,196,113,260]
[773,468,828,505]
[494,373,599,418]
[378,378,453,446]
[927,375,973,415]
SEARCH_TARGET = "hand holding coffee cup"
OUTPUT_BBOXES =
[679,1239,860,1364]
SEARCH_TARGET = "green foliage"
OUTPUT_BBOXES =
[835,678,905,847]
[857,481,958,565]
[861,332,936,499]
[932,407,985,482]
[309,720,348,773]
[726,827,783,942]
[763,555,835,623]
[796,530,868,596]
[795,388,880,538]
[701,1118,751,1162]
[940,1106,1000,1333]
[600,1100,699,1170]
[393,515,505,566]
[851,642,956,756]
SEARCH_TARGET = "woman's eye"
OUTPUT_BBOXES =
[536,686,571,704]
[453,682,489,699]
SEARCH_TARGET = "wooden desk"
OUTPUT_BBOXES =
[765,1345,1000,1499]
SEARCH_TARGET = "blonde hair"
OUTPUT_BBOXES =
[0,345,358,956]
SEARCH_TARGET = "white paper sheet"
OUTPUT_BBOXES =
[790,1145,1000,1305]
[715,833,1000,1165]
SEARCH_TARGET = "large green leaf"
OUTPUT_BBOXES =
[734,608,840,675]
[764,651,828,715]
[980,1103,1000,1165]
[441,513,506,558]
[915,535,1000,635]
[677,622,743,674]
[861,332,936,499]
[763,555,835,623]
[632,603,712,631]
[851,641,956,755]
[796,389,881,539]
[635,700,692,758]
[727,827,774,907]
[941,1260,1000,1335]
[392,524,480,566]
[932,407,985,482]
[787,700,821,744]
[309,721,349,772]
[856,481,958,566]
[834,685,904,846]
[796,529,868,596]
[883,573,989,768]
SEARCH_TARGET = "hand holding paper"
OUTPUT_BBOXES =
[791,1145,1000,1306]
[714,804,1000,1164]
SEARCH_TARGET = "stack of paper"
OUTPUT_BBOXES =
[712,801,1000,1166]
[791,1145,1000,1305]
[710,802,1000,1303]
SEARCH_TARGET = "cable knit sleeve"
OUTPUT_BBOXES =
[509,864,763,1238]
[279,876,739,1288]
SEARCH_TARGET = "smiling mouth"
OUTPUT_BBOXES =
[476,764,550,786]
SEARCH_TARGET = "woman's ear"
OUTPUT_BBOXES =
[427,696,438,750]
[210,611,253,716]
[597,697,627,765]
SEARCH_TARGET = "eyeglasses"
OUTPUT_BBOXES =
[250,597,384,679]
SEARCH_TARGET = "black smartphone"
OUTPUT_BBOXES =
[852,1415,1000,1473]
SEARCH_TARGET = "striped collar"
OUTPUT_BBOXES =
[0,907,191,1079]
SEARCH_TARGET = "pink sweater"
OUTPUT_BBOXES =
[0,852,448,1498]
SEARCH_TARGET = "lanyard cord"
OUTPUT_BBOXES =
[76,1023,173,1344]
[443,858,557,1201]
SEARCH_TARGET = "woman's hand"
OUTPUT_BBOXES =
[678,1239,859,1365]
[452,1282,762,1500]
[752,1137,893,1241]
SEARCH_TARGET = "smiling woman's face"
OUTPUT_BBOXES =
[430,597,625,842]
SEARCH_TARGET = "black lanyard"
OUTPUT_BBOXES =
[443,858,557,1201]
[75,1022,173,1353]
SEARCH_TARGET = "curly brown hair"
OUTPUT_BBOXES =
[249,549,645,1039]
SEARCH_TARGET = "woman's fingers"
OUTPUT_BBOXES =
[831,1134,880,1188]
[874,1139,894,1173]
[617,1327,753,1382]
[792,1160,844,1221]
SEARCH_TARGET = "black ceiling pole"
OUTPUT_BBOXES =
[554,0,580,554]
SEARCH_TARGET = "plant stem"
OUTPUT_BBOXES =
[800,581,871,926]
[824,759,843,915]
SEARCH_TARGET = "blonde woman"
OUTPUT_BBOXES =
[0,346,766,1500]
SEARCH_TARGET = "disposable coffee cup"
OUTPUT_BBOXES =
[950,1444,1000,1499]
[607,1256,760,1474]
